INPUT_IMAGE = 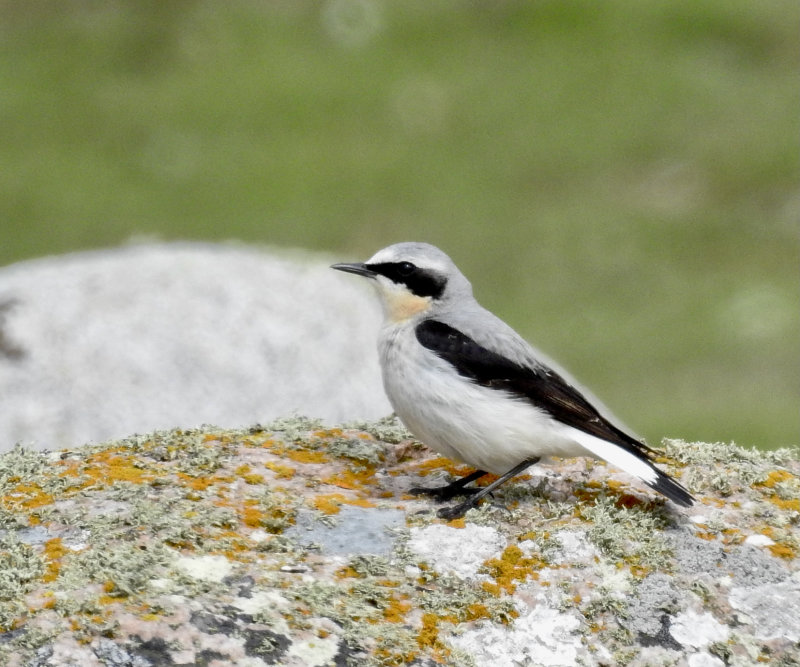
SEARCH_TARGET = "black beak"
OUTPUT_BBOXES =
[331,262,376,278]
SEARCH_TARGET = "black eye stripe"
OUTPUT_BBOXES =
[365,262,447,299]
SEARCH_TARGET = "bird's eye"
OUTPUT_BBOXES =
[397,261,416,276]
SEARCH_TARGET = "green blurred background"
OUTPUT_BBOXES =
[1,0,797,448]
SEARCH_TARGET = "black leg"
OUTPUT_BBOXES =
[409,468,488,501]
[437,457,541,520]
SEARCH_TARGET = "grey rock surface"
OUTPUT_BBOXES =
[0,420,798,666]
[287,506,406,556]
[0,242,390,452]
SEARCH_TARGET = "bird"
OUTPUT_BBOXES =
[331,242,694,519]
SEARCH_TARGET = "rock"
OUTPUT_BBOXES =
[0,242,390,452]
[0,419,797,666]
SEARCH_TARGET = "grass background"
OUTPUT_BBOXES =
[1,0,797,449]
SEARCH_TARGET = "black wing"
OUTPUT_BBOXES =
[416,319,653,458]
[416,319,694,507]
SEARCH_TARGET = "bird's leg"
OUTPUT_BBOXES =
[409,469,488,501]
[437,457,541,520]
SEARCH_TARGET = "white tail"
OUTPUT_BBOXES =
[566,427,658,484]
[565,426,694,507]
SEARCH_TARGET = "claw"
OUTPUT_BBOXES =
[437,500,475,520]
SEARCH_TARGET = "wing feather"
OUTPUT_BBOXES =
[415,319,652,457]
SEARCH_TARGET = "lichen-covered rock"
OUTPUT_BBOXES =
[0,417,798,666]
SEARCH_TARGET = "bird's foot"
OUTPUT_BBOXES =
[436,499,478,520]
[409,485,482,502]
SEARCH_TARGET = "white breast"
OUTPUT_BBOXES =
[378,324,587,475]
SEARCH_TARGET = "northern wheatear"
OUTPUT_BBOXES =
[332,242,693,519]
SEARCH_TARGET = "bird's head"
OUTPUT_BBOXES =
[332,242,472,323]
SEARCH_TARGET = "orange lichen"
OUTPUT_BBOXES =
[417,612,440,649]
[240,505,265,528]
[383,595,412,623]
[754,470,800,511]
[759,527,797,560]
[312,493,375,515]
[759,470,795,488]
[768,497,800,512]
[83,451,155,486]
[266,462,296,479]
[481,580,502,597]
[345,497,376,508]
[176,473,216,492]
[313,493,347,515]
[413,613,452,663]
[322,467,377,491]
[374,647,419,667]
[41,537,68,583]
[482,544,544,595]
[721,528,742,545]
[5,482,54,510]
[579,479,654,510]
[286,450,330,465]
[465,603,491,621]
[768,543,797,559]
[98,595,121,605]
[313,428,344,439]
[335,566,361,579]
[412,457,472,478]
[234,464,267,484]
